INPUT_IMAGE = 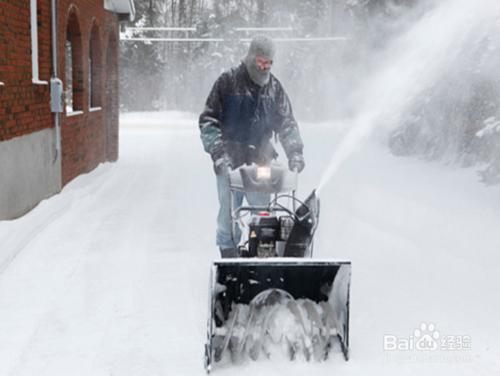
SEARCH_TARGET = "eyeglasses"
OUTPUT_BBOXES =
[255,56,273,70]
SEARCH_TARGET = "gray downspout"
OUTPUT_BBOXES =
[51,0,61,163]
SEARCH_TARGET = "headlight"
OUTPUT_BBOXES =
[256,166,271,180]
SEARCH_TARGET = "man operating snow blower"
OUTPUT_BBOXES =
[199,36,351,372]
[199,35,305,258]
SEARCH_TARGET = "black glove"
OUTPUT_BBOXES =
[288,153,305,173]
[213,154,232,175]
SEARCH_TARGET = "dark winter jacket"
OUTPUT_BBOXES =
[199,63,303,168]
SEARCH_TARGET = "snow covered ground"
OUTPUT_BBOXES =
[0,112,499,376]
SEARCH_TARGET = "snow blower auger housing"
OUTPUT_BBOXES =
[204,164,351,372]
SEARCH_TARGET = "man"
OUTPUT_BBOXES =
[199,35,305,258]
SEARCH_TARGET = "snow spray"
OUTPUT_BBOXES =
[317,0,500,195]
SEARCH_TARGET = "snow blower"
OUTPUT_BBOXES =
[204,163,351,372]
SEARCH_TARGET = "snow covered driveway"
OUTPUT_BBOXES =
[0,112,499,375]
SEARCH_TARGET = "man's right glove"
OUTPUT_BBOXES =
[213,154,232,175]
[288,153,305,173]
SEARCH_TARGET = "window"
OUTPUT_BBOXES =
[65,10,83,113]
[65,40,73,112]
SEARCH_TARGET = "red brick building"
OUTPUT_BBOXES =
[0,0,134,220]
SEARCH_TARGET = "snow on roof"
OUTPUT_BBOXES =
[104,0,135,21]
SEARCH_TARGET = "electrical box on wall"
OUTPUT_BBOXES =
[50,78,64,113]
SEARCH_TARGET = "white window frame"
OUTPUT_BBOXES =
[30,0,48,85]
[66,110,84,117]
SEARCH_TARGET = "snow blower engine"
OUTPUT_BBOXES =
[204,163,351,372]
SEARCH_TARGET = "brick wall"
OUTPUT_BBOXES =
[0,0,52,141]
[59,2,120,185]
[105,33,119,162]
[0,0,120,187]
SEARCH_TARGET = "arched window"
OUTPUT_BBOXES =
[89,23,102,109]
[65,10,83,113]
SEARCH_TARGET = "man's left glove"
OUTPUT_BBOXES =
[288,153,305,173]
[213,153,233,175]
